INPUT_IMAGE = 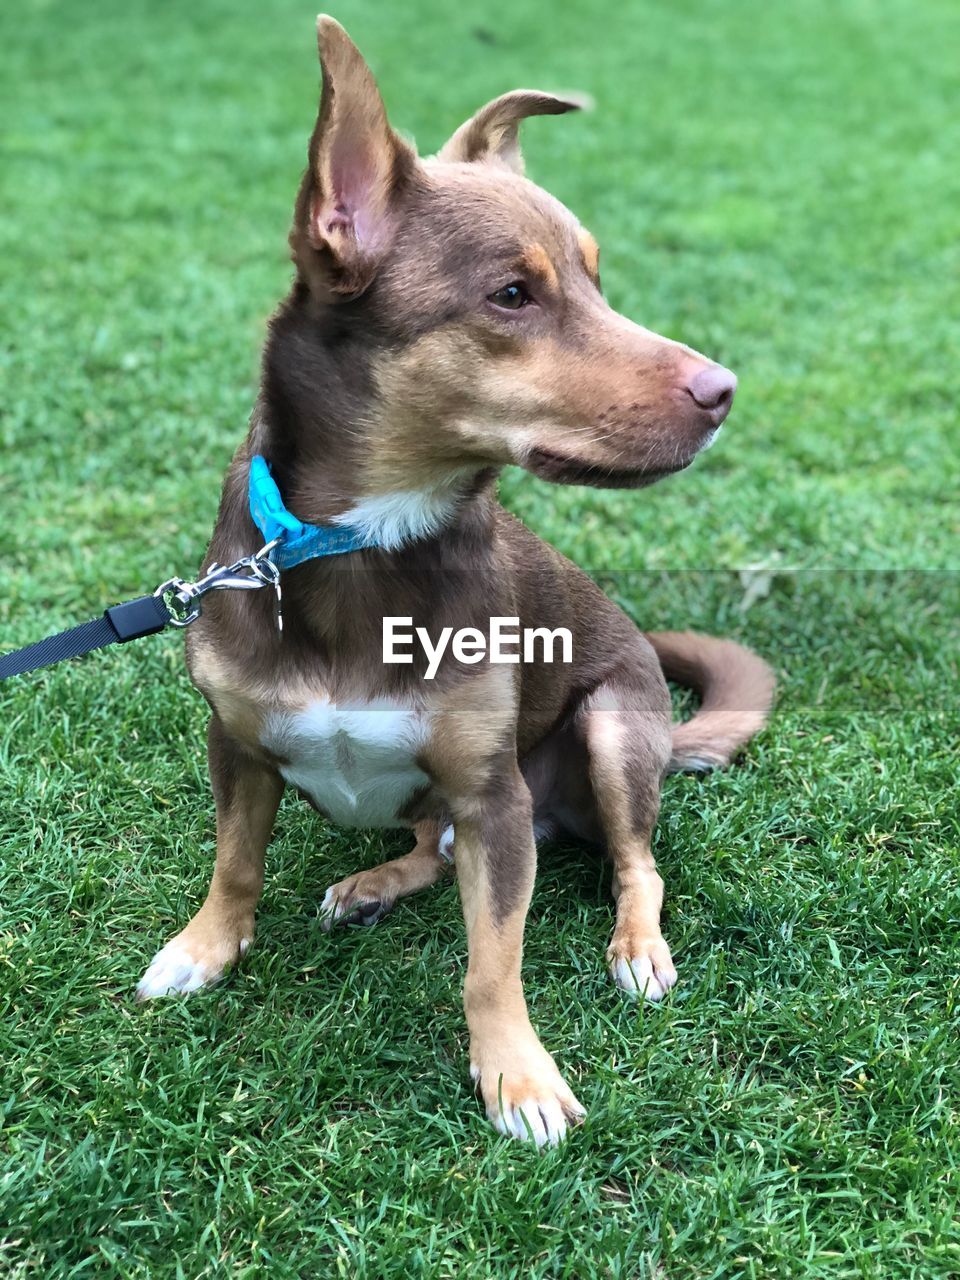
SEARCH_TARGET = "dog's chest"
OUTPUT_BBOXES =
[261,696,430,827]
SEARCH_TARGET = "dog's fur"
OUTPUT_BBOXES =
[136,18,775,1147]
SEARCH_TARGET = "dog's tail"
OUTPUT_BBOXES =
[645,631,775,773]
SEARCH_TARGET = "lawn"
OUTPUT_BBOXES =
[1,0,958,1276]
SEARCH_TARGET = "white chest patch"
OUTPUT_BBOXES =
[262,697,429,828]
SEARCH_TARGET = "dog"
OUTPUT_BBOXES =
[136,16,775,1147]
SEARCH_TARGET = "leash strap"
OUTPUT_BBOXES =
[0,595,170,681]
[1,455,379,681]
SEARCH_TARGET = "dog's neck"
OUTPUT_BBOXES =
[253,286,489,552]
[326,478,474,551]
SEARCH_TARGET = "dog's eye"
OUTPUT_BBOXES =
[488,282,532,311]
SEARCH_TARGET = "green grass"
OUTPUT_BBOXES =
[1,0,958,1275]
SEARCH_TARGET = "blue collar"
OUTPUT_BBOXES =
[248,454,381,570]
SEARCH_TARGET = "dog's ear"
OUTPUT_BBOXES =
[291,16,415,296]
[436,91,583,174]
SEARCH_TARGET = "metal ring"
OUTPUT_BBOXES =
[154,578,201,627]
[249,557,280,588]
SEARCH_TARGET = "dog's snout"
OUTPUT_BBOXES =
[686,365,737,424]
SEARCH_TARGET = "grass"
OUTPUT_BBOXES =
[1,0,958,1275]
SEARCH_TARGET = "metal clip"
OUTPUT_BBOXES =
[248,553,283,632]
[154,539,282,629]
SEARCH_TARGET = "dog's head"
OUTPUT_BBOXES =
[288,17,736,496]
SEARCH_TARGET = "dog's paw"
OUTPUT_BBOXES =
[320,874,393,932]
[136,925,252,1000]
[471,1037,585,1148]
[608,935,677,1001]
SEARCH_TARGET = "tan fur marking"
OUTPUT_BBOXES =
[458,833,584,1140]
[366,298,705,494]
[190,647,267,748]
[137,742,283,998]
[584,709,636,848]
[421,664,516,802]
[577,228,600,282]
[521,242,559,293]
[584,706,676,997]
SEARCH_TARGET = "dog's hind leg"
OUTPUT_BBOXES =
[136,715,283,999]
[320,819,451,930]
[578,669,678,1001]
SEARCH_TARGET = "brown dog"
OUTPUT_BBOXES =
[136,17,774,1147]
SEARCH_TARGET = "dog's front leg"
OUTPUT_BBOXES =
[136,715,283,999]
[454,768,585,1146]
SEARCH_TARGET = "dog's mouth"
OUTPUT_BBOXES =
[524,446,693,489]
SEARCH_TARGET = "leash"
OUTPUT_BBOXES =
[0,455,380,682]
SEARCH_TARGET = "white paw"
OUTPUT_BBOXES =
[320,885,345,932]
[136,938,245,1000]
[491,1093,581,1147]
[319,883,387,932]
[470,1061,585,1149]
[609,940,677,1001]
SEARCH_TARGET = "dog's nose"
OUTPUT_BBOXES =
[686,365,737,424]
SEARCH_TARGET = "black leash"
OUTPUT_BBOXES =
[0,596,170,680]
[2,453,396,683]
[0,542,282,683]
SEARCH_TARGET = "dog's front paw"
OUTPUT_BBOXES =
[470,1035,585,1148]
[607,934,677,1001]
[136,915,253,1000]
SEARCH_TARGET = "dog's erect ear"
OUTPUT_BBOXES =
[436,91,583,175]
[292,16,415,296]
